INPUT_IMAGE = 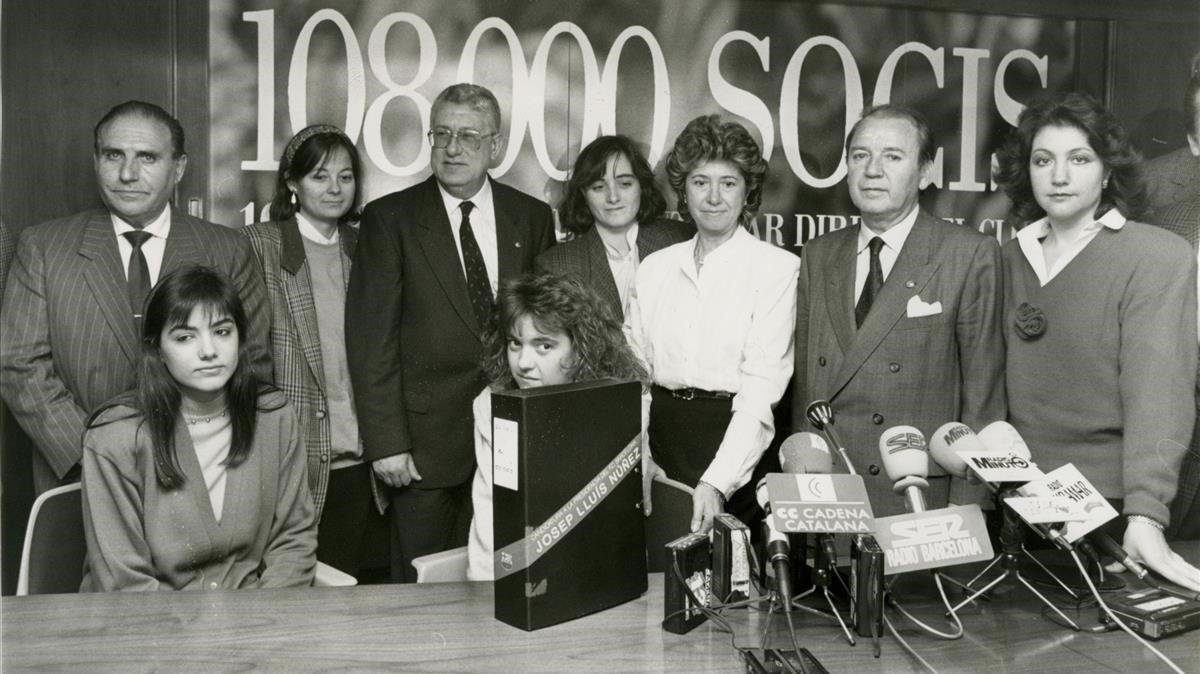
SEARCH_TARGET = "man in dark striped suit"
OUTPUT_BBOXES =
[0,101,269,494]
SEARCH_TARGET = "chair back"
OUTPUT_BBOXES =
[412,545,469,583]
[645,474,695,573]
[17,483,85,595]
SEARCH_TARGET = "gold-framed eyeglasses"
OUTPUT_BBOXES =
[427,128,497,152]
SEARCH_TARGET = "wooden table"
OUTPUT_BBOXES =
[3,562,1199,672]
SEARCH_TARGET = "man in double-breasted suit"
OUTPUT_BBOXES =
[792,104,1005,516]
[346,84,555,581]
[0,101,269,495]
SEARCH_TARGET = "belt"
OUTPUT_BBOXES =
[653,384,735,401]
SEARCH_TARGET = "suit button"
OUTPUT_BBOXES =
[818,356,827,367]
[209,582,219,590]
[872,414,884,425]
[320,454,329,463]
[315,410,326,419]
[889,363,901,373]
[868,464,881,475]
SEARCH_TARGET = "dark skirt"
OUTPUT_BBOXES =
[647,386,780,528]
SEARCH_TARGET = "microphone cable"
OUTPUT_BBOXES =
[1068,549,1186,674]
[885,572,965,640]
[883,613,940,674]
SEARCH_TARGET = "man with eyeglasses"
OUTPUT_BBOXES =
[346,83,555,582]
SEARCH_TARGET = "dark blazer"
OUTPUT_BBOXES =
[0,208,271,494]
[345,176,555,488]
[792,210,1006,516]
[535,217,693,318]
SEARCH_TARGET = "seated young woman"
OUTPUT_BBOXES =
[81,265,317,591]
[466,271,647,581]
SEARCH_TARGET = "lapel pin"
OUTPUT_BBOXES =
[515,242,521,248]
[905,280,915,288]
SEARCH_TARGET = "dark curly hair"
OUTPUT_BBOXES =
[481,272,647,391]
[559,135,667,237]
[664,115,767,228]
[995,92,1146,225]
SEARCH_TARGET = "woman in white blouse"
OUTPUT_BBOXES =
[627,115,799,534]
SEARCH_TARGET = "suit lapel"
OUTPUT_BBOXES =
[588,228,623,314]
[160,210,204,280]
[78,212,139,364]
[830,214,942,396]
[493,178,523,280]
[821,229,858,354]
[280,219,327,391]
[414,179,480,336]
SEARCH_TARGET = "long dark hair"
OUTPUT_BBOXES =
[995,92,1146,225]
[90,266,273,489]
[481,272,648,391]
[558,135,667,237]
[268,124,362,225]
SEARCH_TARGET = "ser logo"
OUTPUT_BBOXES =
[885,432,927,455]
[889,513,968,547]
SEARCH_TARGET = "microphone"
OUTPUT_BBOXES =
[878,425,930,514]
[805,400,859,475]
[780,433,839,563]
[976,420,1032,461]
[929,421,986,483]
[756,477,794,611]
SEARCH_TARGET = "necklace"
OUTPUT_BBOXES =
[184,409,228,425]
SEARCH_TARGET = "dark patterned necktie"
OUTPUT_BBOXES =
[123,230,153,322]
[458,201,493,329]
[855,236,884,328]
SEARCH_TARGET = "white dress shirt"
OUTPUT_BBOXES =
[1016,208,1126,286]
[296,212,340,244]
[112,207,170,285]
[438,181,499,293]
[854,206,918,303]
[626,227,800,496]
[600,224,640,316]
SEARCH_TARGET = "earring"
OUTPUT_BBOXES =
[1102,178,1109,189]
[290,191,298,206]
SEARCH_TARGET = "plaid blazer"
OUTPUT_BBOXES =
[792,210,1006,516]
[244,219,382,519]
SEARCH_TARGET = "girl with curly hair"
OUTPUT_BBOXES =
[467,271,647,580]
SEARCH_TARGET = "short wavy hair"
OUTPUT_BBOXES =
[433,83,502,133]
[559,135,666,237]
[995,92,1145,225]
[664,115,767,228]
[481,272,647,391]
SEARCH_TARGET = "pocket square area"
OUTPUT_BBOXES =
[906,295,942,317]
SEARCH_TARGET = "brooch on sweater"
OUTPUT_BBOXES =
[1013,302,1046,340]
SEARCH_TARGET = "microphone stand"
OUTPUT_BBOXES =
[947,487,1081,629]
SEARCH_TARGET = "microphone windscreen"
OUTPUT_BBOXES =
[929,422,982,478]
[780,432,833,475]
[805,399,834,430]
[878,425,929,481]
[977,420,1032,460]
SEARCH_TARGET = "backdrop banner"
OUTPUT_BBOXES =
[210,1,1078,248]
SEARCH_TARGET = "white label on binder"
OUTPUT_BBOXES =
[493,418,519,490]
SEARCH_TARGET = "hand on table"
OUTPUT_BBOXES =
[1120,519,1200,592]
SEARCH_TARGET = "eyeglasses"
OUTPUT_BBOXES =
[427,128,497,152]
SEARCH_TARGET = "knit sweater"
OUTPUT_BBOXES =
[1003,221,1197,525]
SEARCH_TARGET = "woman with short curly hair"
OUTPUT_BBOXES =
[996,92,1200,591]
[628,115,799,535]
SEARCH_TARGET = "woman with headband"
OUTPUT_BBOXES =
[244,124,384,579]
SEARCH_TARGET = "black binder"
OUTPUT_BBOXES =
[491,379,648,630]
